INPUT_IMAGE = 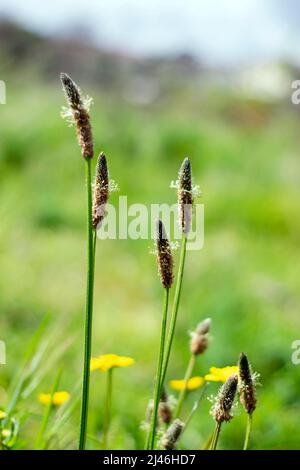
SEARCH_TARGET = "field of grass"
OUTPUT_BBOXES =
[1,78,300,449]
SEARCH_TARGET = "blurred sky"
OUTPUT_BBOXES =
[1,0,300,65]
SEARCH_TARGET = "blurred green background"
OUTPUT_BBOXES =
[1,5,300,449]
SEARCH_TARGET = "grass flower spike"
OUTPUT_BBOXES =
[92,152,109,229]
[160,419,185,450]
[38,391,70,406]
[205,366,239,383]
[238,353,257,414]
[158,388,172,425]
[156,220,174,289]
[210,374,238,450]
[190,318,211,355]
[170,376,204,391]
[178,157,193,234]
[211,374,238,423]
[60,73,94,159]
[238,353,257,450]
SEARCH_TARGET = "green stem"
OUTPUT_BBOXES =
[243,413,253,450]
[79,158,96,450]
[160,234,187,389]
[102,368,113,450]
[174,354,196,419]
[210,421,222,450]
[183,382,209,434]
[202,430,214,450]
[147,288,170,450]
[35,369,62,449]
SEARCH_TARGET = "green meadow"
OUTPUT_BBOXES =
[1,79,300,449]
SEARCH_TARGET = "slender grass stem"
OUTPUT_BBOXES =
[174,354,196,419]
[160,234,187,389]
[102,368,113,450]
[182,382,208,434]
[79,158,96,450]
[243,413,253,450]
[210,421,222,450]
[147,288,170,450]
[35,369,62,450]
[202,429,214,450]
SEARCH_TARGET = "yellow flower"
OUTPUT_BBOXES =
[0,410,7,420]
[90,354,135,372]
[169,376,204,391]
[205,366,239,383]
[38,391,70,406]
[1,429,11,438]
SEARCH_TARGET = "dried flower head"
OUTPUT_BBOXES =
[178,157,193,234]
[211,374,238,423]
[60,73,94,159]
[158,388,172,425]
[190,318,211,355]
[92,152,109,229]
[238,352,257,414]
[160,419,185,450]
[156,220,174,289]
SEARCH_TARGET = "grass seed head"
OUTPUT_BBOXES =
[158,388,172,425]
[160,419,184,450]
[212,374,238,423]
[238,352,257,414]
[60,72,94,159]
[190,318,211,355]
[178,157,193,234]
[92,152,109,229]
[156,220,174,289]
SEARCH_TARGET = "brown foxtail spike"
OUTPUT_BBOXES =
[92,152,109,229]
[156,220,174,289]
[212,374,238,423]
[60,73,94,159]
[238,352,257,414]
[160,419,184,450]
[178,157,193,233]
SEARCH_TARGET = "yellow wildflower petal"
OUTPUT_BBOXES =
[52,391,70,406]
[90,357,102,372]
[0,410,7,420]
[205,366,239,383]
[38,393,51,405]
[91,354,135,372]
[187,376,204,390]
[114,356,135,368]
[38,391,70,406]
[169,376,204,391]
[169,380,183,391]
